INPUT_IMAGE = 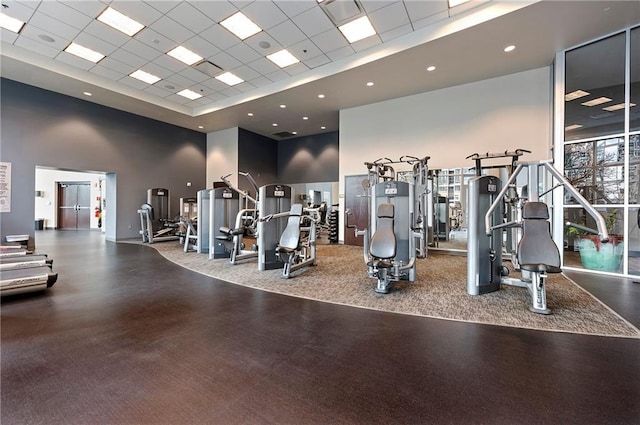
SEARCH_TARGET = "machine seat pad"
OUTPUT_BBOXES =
[520,263,562,274]
[517,202,561,272]
[276,245,297,254]
[369,203,396,260]
[278,204,304,251]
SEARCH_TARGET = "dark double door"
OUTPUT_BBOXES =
[57,182,91,230]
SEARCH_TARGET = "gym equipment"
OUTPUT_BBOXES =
[1,266,58,296]
[137,188,180,243]
[208,186,240,259]
[257,184,293,270]
[179,197,198,252]
[264,203,318,278]
[466,151,608,314]
[348,156,430,293]
[0,254,51,271]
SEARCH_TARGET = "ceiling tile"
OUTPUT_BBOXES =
[303,53,331,69]
[360,0,396,14]
[182,36,221,59]
[289,39,323,62]
[74,31,119,56]
[351,34,382,53]
[412,10,449,31]
[179,66,211,83]
[84,21,131,47]
[148,16,195,44]
[121,38,162,61]
[244,32,282,56]
[199,24,241,51]
[90,64,124,81]
[166,2,216,34]
[325,45,355,61]
[204,92,229,103]
[14,35,59,58]
[65,1,107,18]
[369,1,410,34]
[106,49,147,70]
[226,42,262,64]
[109,1,163,26]
[242,1,288,30]
[135,27,175,53]
[119,75,153,90]
[138,62,173,79]
[200,78,228,92]
[98,57,137,75]
[379,23,413,43]
[291,6,335,38]
[266,19,307,47]
[190,1,238,22]
[311,28,349,53]
[247,57,280,76]
[231,64,260,82]
[404,0,448,22]
[144,0,181,14]
[18,24,69,51]
[2,1,36,22]
[248,75,272,88]
[266,69,289,83]
[284,62,310,76]
[272,0,317,19]
[221,86,242,98]
[28,11,82,41]
[164,73,196,90]
[143,84,174,98]
[55,51,96,71]
[208,51,243,71]
[151,54,188,74]
[233,81,257,93]
[36,1,93,30]
[1,29,19,44]
[165,93,193,105]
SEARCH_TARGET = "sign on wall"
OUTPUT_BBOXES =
[0,162,11,213]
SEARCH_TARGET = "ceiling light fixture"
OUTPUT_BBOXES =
[130,70,161,85]
[64,42,105,63]
[426,65,436,72]
[318,94,325,99]
[366,82,374,87]
[0,12,25,33]
[83,92,92,96]
[503,45,516,53]
[248,113,254,117]
[220,12,262,40]
[448,0,470,8]
[292,131,298,135]
[280,104,286,108]
[267,49,299,68]
[602,102,636,112]
[321,126,326,130]
[167,46,203,66]
[338,16,376,44]
[215,72,244,86]
[581,97,612,107]
[177,89,202,100]
[97,7,144,37]
[565,90,590,101]
[272,123,278,127]
[565,124,583,131]
[198,126,204,129]
[303,116,309,120]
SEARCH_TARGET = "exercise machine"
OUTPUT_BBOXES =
[348,156,430,293]
[138,188,180,243]
[208,186,240,259]
[257,184,293,270]
[466,151,609,314]
[1,249,57,296]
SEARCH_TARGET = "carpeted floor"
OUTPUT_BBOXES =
[140,241,640,338]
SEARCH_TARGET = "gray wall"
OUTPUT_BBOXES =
[278,131,339,184]
[237,128,278,196]
[0,78,206,242]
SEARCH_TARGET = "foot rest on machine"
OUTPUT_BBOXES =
[216,226,245,240]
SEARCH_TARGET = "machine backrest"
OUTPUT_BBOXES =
[141,203,154,220]
[370,203,396,260]
[278,204,304,250]
[517,202,560,270]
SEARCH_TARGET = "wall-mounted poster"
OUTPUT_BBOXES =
[0,162,11,213]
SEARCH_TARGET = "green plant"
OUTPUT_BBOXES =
[567,209,620,237]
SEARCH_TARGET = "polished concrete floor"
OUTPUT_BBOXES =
[1,230,639,425]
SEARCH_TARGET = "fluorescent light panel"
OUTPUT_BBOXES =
[602,102,636,112]
[338,16,376,44]
[267,49,299,68]
[215,72,244,86]
[0,12,25,33]
[64,42,105,63]
[565,124,583,131]
[177,89,202,100]
[167,46,203,66]
[130,70,161,84]
[581,97,612,107]
[448,0,470,8]
[97,7,144,37]
[565,89,590,101]
[220,12,262,40]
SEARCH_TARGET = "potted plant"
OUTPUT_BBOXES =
[568,210,623,272]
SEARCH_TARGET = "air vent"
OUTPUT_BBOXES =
[273,131,296,138]
[193,60,223,78]
[319,0,364,26]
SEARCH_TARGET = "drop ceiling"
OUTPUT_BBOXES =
[1,0,639,140]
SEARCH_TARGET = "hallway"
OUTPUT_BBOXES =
[2,231,639,424]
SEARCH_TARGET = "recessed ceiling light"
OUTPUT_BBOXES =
[83,92,92,96]
[64,42,105,63]
[198,125,204,129]
[338,16,376,44]
[321,126,326,130]
[448,0,470,7]
[215,72,244,86]
[248,113,254,117]
[177,89,202,100]
[130,69,161,85]
[167,46,203,66]
[318,94,325,99]
[220,12,262,40]
[0,12,25,33]
[503,45,516,53]
[97,7,144,37]
[581,97,612,107]
[280,104,286,108]
[292,131,297,135]
[426,65,436,72]
[565,124,583,131]
[303,116,309,120]
[565,90,590,101]
[272,123,278,127]
[366,82,374,87]
[602,102,636,112]
[267,49,299,68]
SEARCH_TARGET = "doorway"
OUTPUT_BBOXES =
[57,182,91,230]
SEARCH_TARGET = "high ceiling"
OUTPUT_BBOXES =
[1,0,639,140]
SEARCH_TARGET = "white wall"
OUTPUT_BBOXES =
[207,127,238,188]
[34,169,103,229]
[339,67,552,240]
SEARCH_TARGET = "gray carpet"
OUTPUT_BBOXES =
[142,241,640,338]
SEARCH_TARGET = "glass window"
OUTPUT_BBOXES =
[629,207,640,276]
[565,33,626,141]
[631,27,640,132]
[630,134,640,203]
